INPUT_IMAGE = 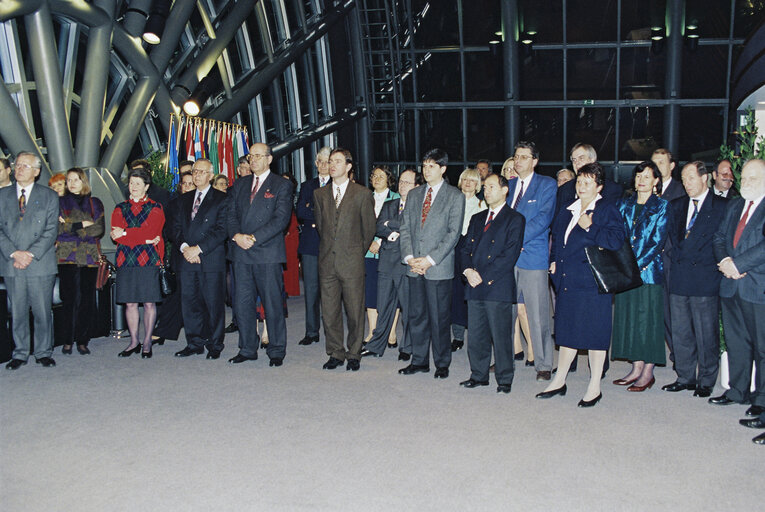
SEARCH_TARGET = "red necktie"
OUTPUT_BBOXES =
[421,187,432,225]
[249,176,260,204]
[733,201,754,248]
[484,210,494,232]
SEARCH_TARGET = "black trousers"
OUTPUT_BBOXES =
[57,264,98,345]
[179,270,226,353]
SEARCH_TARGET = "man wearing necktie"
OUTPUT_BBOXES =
[398,148,465,379]
[172,159,229,360]
[711,159,765,446]
[226,143,293,366]
[1,152,59,370]
[663,162,727,398]
[313,148,376,371]
[711,160,738,199]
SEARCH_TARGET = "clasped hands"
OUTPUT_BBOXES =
[407,257,433,276]
[10,250,33,269]
[233,233,256,250]
[182,245,202,264]
[463,268,483,288]
[718,257,746,280]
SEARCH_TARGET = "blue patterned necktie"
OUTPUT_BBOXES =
[684,199,698,239]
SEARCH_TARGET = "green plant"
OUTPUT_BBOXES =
[718,107,765,189]
[147,148,172,190]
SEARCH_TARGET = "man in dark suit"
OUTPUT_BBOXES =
[1,152,59,370]
[313,148,376,371]
[398,148,465,379]
[172,159,228,359]
[710,159,765,445]
[556,143,623,216]
[459,174,525,393]
[712,159,739,199]
[227,143,293,366]
[663,161,727,398]
[295,146,331,346]
[361,169,421,360]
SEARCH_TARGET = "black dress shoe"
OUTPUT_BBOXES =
[151,337,165,346]
[753,432,765,445]
[36,356,56,367]
[536,370,552,381]
[514,351,524,361]
[76,345,90,355]
[578,393,602,408]
[206,351,220,360]
[709,394,736,405]
[535,385,567,399]
[398,364,429,375]
[299,335,320,346]
[229,353,257,364]
[118,345,140,357]
[322,357,344,370]
[525,360,535,367]
[451,340,464,352]
[6,359,27,370]
[460,378,489,388]
[62,345,73,355]
[434,367,449,379]
[224,323,238,333]
[175,347,204,357]
[662,381,695,392]
[387,341,398,348]
[346,359,360,371]
[141,347,152,359]
[398,352,411,361]
[746,406,765,417]
[739,418,765,429]
[361,349,382,358]
[694,386,712,398]
[269,357,283,367]
[497,384,512,394]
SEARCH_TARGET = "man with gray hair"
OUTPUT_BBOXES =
[555,143,623,217]
[1,152,59,370]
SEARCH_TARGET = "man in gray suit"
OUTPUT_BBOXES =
[399,148,465,378]
[0,152,59,370]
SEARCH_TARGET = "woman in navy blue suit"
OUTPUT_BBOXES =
[538,163,625,407]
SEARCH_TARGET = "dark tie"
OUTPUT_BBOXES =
[191,191,202,220]
[398,201,405,215]
[249,176,260,204]
[512,180,525,209]
[421,187,432,225]
[484,210,494,232]
[684,199,699,239]
[18,189,26,219]
[733,201,754,248]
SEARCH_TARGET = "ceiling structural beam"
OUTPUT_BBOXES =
[149,0,196,72]
[122,0,153,37]
[271,106,367,158]
[25,2,74,172]
[170,0,257,107]
[0,80,51,176]
[0,0,44,21]
[663,0,683,154]
[209,0,355,122]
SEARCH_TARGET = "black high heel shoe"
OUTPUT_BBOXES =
[578,393,602,408]
[152,337,165,346]
[118,345,140,357]
[62,345,73,355]
[535,385,567,399]
[77,345,90,355]
[141,346,153,359]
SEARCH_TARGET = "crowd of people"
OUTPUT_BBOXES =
[1,140,764,445]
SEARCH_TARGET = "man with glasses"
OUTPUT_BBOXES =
[506,141,557,381]
[1,152,59,370]
[555,143,623,217]
[227,143,293,367]
[296,146,332,346]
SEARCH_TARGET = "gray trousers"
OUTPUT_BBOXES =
[669,294,719,388]
[515,267,554,372]
[467,300,515,385]
[721,295,765,407]
[7,274,56,361]
[365,271,410,355]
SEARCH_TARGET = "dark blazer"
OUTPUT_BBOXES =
[668,193,727,297]
[660,178,687,203]
[713,197,765,304]
[712,185,739,200]
[376,198,407,276]
[148,183,172,212]
[556,178,624,216]
[460,206,525,302]
[617,193,672,285]
[296,177,322,256]
[0,184,59,277]
[227,172,294,265]
[506,173,557,270]
[173,187,229,272]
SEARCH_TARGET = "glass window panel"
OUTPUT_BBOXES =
[464,52,503,101]
[411,0,460,47]
[566,0,617,43]
[519,0,562,43]
[621,0,666,41]
[567,48,617,100]
[414,52,462,102]
[462,0,501,46]
[681,45,727,99]
[467,109,505,161]
[519,50,563,101]
[679,107,724,161]
[244,13,267,62]
[618,106,664,162]
[734,0,765,38]
[686,0,731,38]
[567,107,616,162]
[519,109,564,162]
[284,0,305,36]
[620,47,665,99]
[419,109,464,161]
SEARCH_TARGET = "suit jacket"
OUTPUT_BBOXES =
[226,172,294,265]
[505,173,557,270]
[667,193,727,297]
[460,206,525,302]
[173,188,229,272]
[400,181,465,280]
[713,197,765,304]
[314,181,376,278]
[617,193,672,285]
[376,198,406,276]
[660,178,687,203]
[296,177,322,256]
[712,185,739,200]
[0,184,59,277]
[556,178,623,217]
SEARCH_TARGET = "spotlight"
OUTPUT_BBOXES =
[685,25,699,51]
[650,27,665,54]
[520,31,535,45]
[183,75,216,117]
[143,1,170,45]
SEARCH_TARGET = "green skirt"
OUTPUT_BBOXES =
[611,283,666,365]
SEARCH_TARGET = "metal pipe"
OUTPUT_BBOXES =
[150,0,197,71]
[271,107,367,158]
[0,81,51,177]
[502,0,520,155]
[25,2,74,172]
[0,0,44,21]
[663,0,683,154]
[348,4,370,180]
[122,0,153,37]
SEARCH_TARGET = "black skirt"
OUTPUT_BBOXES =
[115,266,162,304]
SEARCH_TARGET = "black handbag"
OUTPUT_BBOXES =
[158,261,177,296]
[584,240,643,294]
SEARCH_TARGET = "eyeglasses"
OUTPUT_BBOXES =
[571,155,589,164]
[513,155,533,162]
[399,180,415,185]
[191,169,210,175]
[14,163,37,171]
[249,153,269,160]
